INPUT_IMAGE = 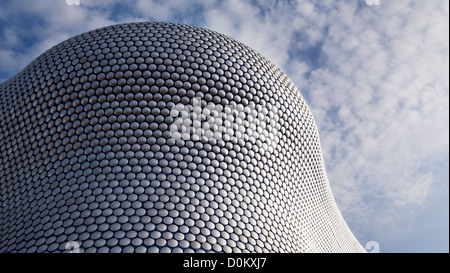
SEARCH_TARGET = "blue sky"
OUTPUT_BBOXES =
[0,0,448,253]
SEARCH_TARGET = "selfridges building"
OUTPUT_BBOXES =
[0,22,365,253]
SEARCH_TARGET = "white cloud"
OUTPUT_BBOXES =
[300,1,449,242]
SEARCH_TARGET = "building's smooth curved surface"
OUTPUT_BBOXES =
[0,22,365,253]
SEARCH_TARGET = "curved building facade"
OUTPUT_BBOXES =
[0,22,365,253]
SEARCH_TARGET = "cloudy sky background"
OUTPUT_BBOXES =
[0,0,448,252]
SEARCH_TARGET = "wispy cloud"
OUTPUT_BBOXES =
[0,0,448,250]
[301,1,449,242]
